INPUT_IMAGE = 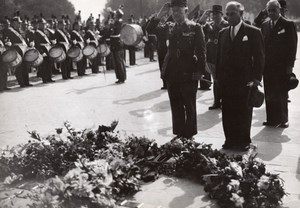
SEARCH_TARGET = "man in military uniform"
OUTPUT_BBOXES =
[202,5,229,110]
[3,16,32,87]
[261,0,298,128]
[108,9,126,84]
[84,19,99,74]
[34,17,55,83]
[70,21,86,76]
[55,19,72,79]
[147,0,206,139]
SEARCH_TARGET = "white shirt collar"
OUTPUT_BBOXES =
[232,20,243,37]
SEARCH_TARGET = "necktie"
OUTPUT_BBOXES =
[270,21,274,30]
[231,26,235,40]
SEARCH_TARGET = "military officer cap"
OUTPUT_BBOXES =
[170,0,187,7]
[38,18,47,24]
[278,0,287,9]
[115,9,124,18]
[12,16,22,23]
[287,73,299,91]
[58,19,66,25]
[212,5,223,14]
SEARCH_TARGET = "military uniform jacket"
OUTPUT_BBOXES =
[216,22,265,91]
[2,27,27,46]
[70,30,85,49]
[54,29,70,51]
[203,20,228,64]
[34,29,51,54]
[108,20,124,52]
[147,17,206,82]
[84,29,98,47]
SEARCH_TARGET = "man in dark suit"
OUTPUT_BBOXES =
[148,0,206,139]
[216,1,265,151]
[261,0,298,128]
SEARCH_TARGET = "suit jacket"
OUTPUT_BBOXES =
[216,22,265,91]
[261,16,298,74]
[147,17,206,82]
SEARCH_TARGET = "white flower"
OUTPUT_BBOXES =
[257,175,270,190]
[229,179,240,192]
[230,193,245,207]
[230,162,243,178]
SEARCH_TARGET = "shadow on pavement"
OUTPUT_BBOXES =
[135,68,159,76]
[129,100,170,118]
[114,89,166,105]
[252,127,290,161]
[197,109,222,131]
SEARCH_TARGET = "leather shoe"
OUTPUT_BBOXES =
[222,143,233,150]
[209,103,221,110]
[235,144,250,151]
[26,84,33,87]
[68,77,73,79]
[161,86,167,90]
[262,121,278,127]
[48,80,55,83]
[276,122,289,128]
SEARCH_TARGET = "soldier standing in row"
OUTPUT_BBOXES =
[84,20,99,74]
[202,5,229,110]
[148,0,206,139]
[109,9,126,84]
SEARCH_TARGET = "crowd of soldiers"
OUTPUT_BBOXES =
[0,6,156,91]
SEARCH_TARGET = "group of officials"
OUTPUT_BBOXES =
[0,7,128,92]
[148,0,297,151]
[0,0,298,151]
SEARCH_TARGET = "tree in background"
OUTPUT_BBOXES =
[0,0,75,21]
[103,0,300,23]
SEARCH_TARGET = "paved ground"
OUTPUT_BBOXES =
[1,46,300,207]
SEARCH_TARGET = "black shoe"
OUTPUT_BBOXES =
[235,144,251,151]
[25,84,33,87]
[262,121,279,127]
[276,122,289,128]
[161,86,167,90]
[209,103,221,110]
[4,87,11,91]
[68,77,73,79]
[222,143,233,150]
[43,81,48,84]
[115,80,121,84]
[48,80,55,83]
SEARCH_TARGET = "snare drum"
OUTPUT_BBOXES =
[24,48,44,67]
[120,24,143,46]
[49,46,66,63]
[0,46,6,55]
[82,45,98,60]
[97,43,111,57]
[67,45,83,62]
[12,44,28,57]
[2,49,22,68]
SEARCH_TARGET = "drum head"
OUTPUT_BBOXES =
[121,24,143,46]
[2,49,17,63]
[68,46,80,58]
[83,45,95,56]
[24,49,39,62]
[49,47,63,58]
[99,44,108,54]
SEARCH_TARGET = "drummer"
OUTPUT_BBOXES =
[35,16,55,83]
[0,36,10,92]
[3,15,32,87]
[84,19,99,74]
[70,21,86,76]
[54,19,72,79]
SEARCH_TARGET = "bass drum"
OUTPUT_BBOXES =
[97,43,110,57]
[49,46,66,63]
[83,45,98,60]
[2,48,22,68]
[12,44,28,57]
[120,24,143,46]
[67,45,83,62]
[24,48,44,67]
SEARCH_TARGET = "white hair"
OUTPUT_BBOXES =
[226,1,245,13]
[266,0,281,9]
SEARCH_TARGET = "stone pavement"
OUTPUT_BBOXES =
[0,47,300,207]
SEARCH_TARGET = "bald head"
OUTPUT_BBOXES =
[225,1,244,26]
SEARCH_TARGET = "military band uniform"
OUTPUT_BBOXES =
[2,26,30,87]
[34,28,53,83]
[70,29,86,76]
[0,40,8,91]
[203,19,228,107]
[261,16,298,126]
[109,19,126,83]
[148,17,206,138]
[54,29,72,79]
[84,29,99,73]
